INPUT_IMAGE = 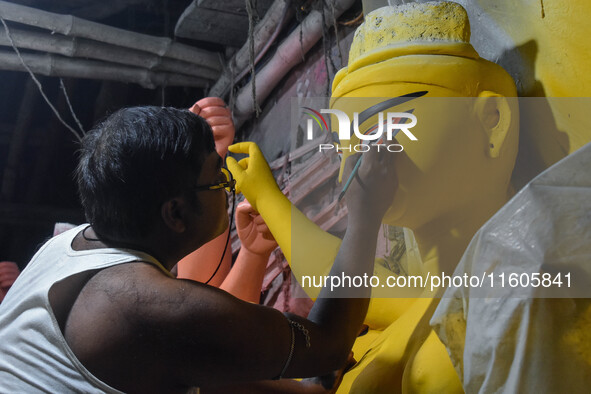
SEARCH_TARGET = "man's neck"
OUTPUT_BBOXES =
[74,226,177,270]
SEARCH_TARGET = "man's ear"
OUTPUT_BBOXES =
[161,198,187,233]
[474,91,512,158]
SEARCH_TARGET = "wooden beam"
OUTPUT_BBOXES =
[175,0,275,47]
[175,3,249,47]
[209,0,292,97]
[198,0,274,15]
[0,49,210,88]
[0,0,221,70]
[0,26,220,80]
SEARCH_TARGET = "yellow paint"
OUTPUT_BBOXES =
[562,300,591,367]
[405,330,464,393]
[346,298,436,394]
[330,3,518,393]
[348,2,473,74]
[475,0,591,167]
[228,3,522,393]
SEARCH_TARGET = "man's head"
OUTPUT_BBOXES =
[77,106,217,243]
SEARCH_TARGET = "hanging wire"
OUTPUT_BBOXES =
[340,11,364,26]
[320,0,337,98]
[324,1,338,74]
[0,14,84,142]
[245,0,262,117]
[59,79,85,135]
[330,0,343,66]
[296,1,306,62]
[298,17,305,63]
[228,56,236,114]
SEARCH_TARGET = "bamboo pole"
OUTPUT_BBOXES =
[0,0,221,71]
[0,26,220,80]
[233,0,355,128]
[208,0,292,97]
[0,49,210,88]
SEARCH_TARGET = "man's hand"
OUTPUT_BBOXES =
[236,201,278,256]
[189,97,235,158]
[226,142,280,212]
[342,148,397,224]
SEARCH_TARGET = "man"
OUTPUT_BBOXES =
[0,106,397,393]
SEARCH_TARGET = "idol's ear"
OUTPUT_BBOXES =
[161,198,187,233]
[474,91,513,158]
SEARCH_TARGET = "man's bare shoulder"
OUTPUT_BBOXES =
[66,262,224,346]
[64,262,234,391]
[63,261,288,390]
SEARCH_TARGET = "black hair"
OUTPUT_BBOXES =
[76,106,215,241]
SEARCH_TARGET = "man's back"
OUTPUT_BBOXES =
[0,225,173,393]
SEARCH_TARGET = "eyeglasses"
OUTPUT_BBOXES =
[194,167,236,193]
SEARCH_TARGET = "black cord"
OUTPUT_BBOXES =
[82,225,101,242]
[204,191,236,284]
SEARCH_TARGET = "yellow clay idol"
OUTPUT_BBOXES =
[228,1,518,392]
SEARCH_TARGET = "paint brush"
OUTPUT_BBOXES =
[338,155,363,202]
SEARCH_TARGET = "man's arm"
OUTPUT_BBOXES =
[174,144,393,382]
[66,146,396,391]
[67,264,348,389]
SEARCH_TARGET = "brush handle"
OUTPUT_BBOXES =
[338,155,363,202]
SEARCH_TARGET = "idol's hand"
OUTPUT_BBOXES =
[190,97,235,158]
[236,201,277,256]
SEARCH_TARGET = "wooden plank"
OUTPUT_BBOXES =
[0,0,221,68]
[175,3,249,46]
[198,0,274,15]
[175,0,275,46]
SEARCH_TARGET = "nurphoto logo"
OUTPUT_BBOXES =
[302,92,427,153]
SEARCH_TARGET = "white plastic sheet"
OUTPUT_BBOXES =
[431,142,591,393]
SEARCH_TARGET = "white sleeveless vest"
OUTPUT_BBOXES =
[0,224,171,393]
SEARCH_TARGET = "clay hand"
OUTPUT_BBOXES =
[226,142,280,212]
[236,201,278,256]
[0,261,20,301]
[342,149,397,222]
[189,97,235,158]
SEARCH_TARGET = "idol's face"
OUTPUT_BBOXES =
[333,83,487,229]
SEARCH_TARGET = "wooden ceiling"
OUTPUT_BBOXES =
[175,0,274,47]
[8,0,187,26]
